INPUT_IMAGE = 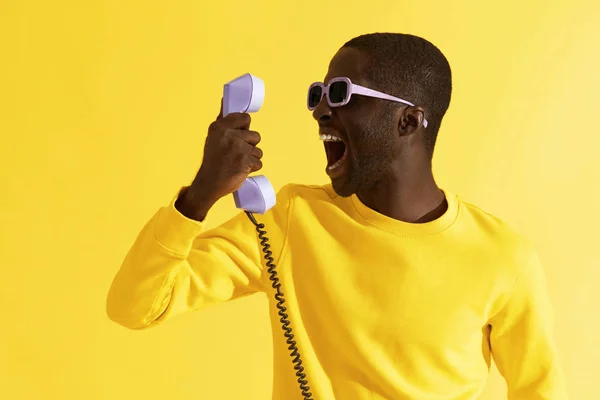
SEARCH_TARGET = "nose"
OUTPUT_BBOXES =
[312,96,332,123]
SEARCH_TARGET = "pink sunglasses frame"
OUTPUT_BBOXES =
[307,77,428,128]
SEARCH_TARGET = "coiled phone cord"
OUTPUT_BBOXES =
[246,212,314,400]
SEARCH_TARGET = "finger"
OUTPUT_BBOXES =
[223,112,251,130]
[248,157,263,173]
[250,146,263,159]
[237,140,262,159]
[238,130,261,146]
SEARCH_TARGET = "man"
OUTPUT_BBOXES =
[106,33,567,399]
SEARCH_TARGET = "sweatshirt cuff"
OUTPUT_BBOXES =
[153,187,206,255]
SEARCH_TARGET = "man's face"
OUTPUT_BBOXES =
[312,48,399,197]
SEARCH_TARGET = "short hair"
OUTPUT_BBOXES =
[342,33,452,156]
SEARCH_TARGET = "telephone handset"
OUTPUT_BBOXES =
[223,73,276,215]
[223,74,314,399]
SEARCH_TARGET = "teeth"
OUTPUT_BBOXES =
[319,134,342,142]
[327,157,344,170]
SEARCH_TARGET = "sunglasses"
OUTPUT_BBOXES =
[307,77,428,128]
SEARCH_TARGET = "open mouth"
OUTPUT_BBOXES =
[320,133,348,174]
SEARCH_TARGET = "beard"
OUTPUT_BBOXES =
[332,108,398,197]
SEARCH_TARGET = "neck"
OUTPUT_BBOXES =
[356,161,446,224]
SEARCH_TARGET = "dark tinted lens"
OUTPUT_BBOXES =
[308,86,323,108]
[329,81,348,104]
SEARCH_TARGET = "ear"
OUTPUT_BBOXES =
[397,106,426,135]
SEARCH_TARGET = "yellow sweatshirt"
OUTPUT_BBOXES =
[106,183,567,400]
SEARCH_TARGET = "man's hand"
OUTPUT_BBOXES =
[176,100,264,221]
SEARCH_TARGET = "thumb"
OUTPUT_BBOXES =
[216,97,223,120]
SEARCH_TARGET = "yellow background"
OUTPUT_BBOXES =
[1,0,598,398]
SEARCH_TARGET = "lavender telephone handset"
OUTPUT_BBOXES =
[222,73,276,214]
[223,74,313,399]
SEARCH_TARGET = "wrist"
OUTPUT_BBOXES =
[175,186,217,222]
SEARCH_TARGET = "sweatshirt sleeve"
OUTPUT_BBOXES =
[106,184,293,330]
[488,247,569,399]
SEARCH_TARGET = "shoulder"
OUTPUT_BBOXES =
[459,197,524,240]
[456,194,537,272]
[266,182,337,223]
[278,182,337,202]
